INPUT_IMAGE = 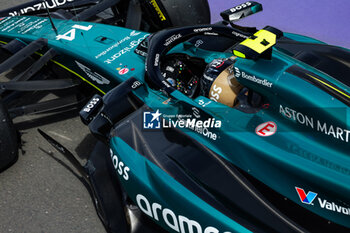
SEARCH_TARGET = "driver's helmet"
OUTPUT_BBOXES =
[200,58,243,107]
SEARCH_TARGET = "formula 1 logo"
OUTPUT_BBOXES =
[295,187,318,205]
[143,110,162,129]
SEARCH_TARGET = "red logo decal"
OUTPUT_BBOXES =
[255,121,277,137]
[119,68,129,75]
[215,61,225,68]
[262,103,270,109]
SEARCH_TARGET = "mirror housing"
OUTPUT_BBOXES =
[220,1,263,23]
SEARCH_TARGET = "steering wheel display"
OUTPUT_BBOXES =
[162,57,200,98]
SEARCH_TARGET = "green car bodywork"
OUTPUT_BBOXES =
[0,15,349,232]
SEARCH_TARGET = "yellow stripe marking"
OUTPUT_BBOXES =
[306,73,350,99]
[0,40,105,94]
[150,0,167,21]
[233,50,246,59]
[50,60,105,94]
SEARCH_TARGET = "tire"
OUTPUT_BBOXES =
[160,0,211,26]
[141,0,211,31]
[0,101,18,172]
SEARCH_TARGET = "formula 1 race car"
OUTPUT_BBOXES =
[0,0,210,171]
[1,1,350,232]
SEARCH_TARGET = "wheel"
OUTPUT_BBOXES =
[140,0,211,31]
[159,0,210,26]
[0,101,18,172]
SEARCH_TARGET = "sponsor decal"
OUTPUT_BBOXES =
[198,99,212,108]
[8,0,75,16]
[136,194,232,233]
[295,187,318,205]
[0,17,26,32]
[295,187,350,216]
[287,143,350,175]
[56,24,92,41]
[104,34,149,64]
[204,32,219,36]
[318,199,350,216]
[255,121,277,137]
[210,85,222,102]
[262,103,270,109]
[210,59,225,69]
[130,30,141,37]
[171,120,220,141]
[154,54,160,66]
[229,1,252,13]
[0,17,48,34]
[234,67,273,88]
[215,61,225,69]
[134,37,149,57]
[118,68,129,75]
[18,18,47,34]
[131,80,142,89]
[110,149,130,181]
[95,30,142,59]
[139,38,148,48]
[232,31,249,39]
[279,105,350,143]
[149,0,166,21]
[164,34,182,46]
[193,27,212,33]
[234,67,241,77]
[75,61,110,85]
[194,39,204,48]
[82,97,101,113]
[135,48,148,57]
[0,17,11,26]
[192,107,200,119]
[143,109,221,140]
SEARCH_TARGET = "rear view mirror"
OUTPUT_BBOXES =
[220,1,263,23]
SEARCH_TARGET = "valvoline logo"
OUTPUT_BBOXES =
[295,186,350,217]
[295,187,318,205]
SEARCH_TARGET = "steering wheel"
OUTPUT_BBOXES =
[145,24,250,96]
[161,54,202,98]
